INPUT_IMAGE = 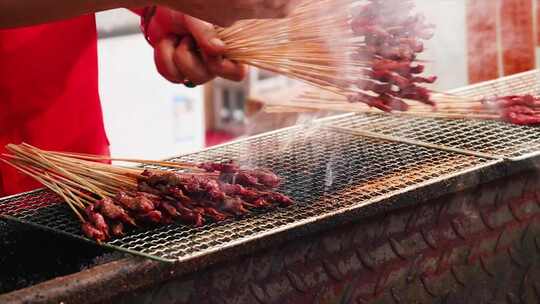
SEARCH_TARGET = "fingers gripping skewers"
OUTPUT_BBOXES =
[1,144,292,242]
[218,0,437,111]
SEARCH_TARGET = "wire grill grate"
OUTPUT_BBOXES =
[0,129,489,262]
[326,114,540,159]
[1,70,539,262]
[448,69,540,98]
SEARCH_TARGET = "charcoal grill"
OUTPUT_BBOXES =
[1,70,540,303]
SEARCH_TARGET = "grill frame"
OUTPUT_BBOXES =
[1,70,539,264]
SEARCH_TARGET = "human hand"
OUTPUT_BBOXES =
[147,8,248,85]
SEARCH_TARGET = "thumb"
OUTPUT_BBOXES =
[184,15,226,56]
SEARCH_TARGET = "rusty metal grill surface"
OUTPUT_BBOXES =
[0,70,539,263]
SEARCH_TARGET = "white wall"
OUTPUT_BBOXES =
[97,33,205,160]
[416,0,468,91]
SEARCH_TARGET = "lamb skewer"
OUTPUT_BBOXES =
[218,0,438,112]
[1,143,293,242]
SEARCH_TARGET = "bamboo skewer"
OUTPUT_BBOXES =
[216,0,437,107]
[1,159,88,220]
[325,126,504,160]
[22,145,202,171]
[1,144,221,202]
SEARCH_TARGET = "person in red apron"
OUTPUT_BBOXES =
[0,0,295,196]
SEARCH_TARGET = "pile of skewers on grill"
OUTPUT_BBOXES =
[1,144,292,242]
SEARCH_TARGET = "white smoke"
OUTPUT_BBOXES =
[414,0,468,90]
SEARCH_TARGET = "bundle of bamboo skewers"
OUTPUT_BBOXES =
[218,0,438,112]
[261,88,540,125]
[218,0,540,125]
[1,144,292,242]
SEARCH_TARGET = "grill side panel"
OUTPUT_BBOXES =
[112,171,540,304]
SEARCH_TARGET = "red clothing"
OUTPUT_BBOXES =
[0,15,110,196]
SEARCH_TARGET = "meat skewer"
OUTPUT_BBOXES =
[478,95,540,125]
[95,197,137,226]
[265,86,540,126]
[217,0,438,112]
[1,143,293,242]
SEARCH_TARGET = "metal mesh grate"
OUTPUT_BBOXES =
[448,69,540,98]
[1,70,539,262]
[0,128,490,262]
[327,70,540,160]
[326,114,540,159]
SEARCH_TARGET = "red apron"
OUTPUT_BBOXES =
[0,15,110,196]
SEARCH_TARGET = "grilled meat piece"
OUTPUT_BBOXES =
[482,94,540,108]
[167,186,192,203]
[116,191,154,213]
[221,169,281,190]
[82,222,106,242]
[233,171,261,188]
[137,210,162,224]
[347,0,436,107]
[249,170,281,188]
[159,201,180,218]
[204,208,228,221]
[160,213,174,225]
[251,198,271,208]
[219,183,253,197]
[95,197,136,226]
[128,165,290,230]
[159,174,226,201]
[137,181,161,195]
[222,196,249,216]
[199,161,239,173]
[110,221,125,237]
[171,201,205,226]
[84,205,110,239]
[142,169,186,187]
[178,210,204,226]
[203,179,225,200]
[181,176,204,193]
[264,192,294,206]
